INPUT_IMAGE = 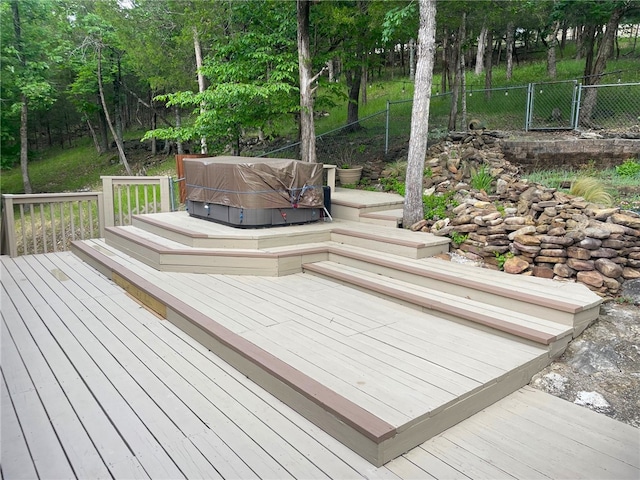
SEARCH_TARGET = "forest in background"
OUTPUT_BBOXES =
[2,0,639,192]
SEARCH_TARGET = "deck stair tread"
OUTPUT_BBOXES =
[302,260,572,345]
[418,256,601,308]
[71,238,556,466]
[326,243,600,314]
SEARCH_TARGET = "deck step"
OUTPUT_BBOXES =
[104,226,329,276]
[358,208,404,228]
[71,239,554,467]
[329,227,449,259]
[303,260,573,348]
[325,244,601,332]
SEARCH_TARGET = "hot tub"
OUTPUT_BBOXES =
[184,156,326,228]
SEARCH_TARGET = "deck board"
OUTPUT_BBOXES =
[0,375,40,480]
[2,252,638,479]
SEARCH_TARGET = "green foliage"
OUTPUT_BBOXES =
[570,177,613,206]
[470,165,494,192]
[450,231,468,246]
[495,251,514,271]
[615,159,640,178]
[380,177,406,196]
[423,191,458,221]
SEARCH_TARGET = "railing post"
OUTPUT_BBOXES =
[96,192,105,238]
[2,195,18,257]
[159,176,171,213]
[101,176,115,228]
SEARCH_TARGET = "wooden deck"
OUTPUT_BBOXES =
[1,252,638,479]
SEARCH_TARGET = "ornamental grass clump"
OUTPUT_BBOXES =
[570,177,613,206]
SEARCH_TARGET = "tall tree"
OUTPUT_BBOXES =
[403,0,437,227]
[297,0,318,163]
[4,0,63,192]
[10,0,32,193]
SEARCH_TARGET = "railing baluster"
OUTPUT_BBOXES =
[153,185,158,213]
[89,199,95,238]
[60,202,66,251]
[50,203,57,252]
[28,203,36,254]
[143,185,149,213]
[40,204,47,254]
[79,200,85,240]
[118,185,124,226]
[135,185,140,217]
[19,204,26,256]
[70,201,76,241]
[127,185,132,224]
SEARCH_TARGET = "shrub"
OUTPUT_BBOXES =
[569,177,613,206]
[615,159,640,178]
[423,191,458,220]
[470,165,493,193]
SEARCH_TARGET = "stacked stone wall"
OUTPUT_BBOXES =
[413,132,640,297]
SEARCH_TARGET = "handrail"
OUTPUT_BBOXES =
[101,176,171,228]
[1,175,173,257]
[2,192,105,257]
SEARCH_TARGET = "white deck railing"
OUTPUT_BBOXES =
[1,176,172,257]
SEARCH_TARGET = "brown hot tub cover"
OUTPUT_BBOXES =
[184,156,324,209]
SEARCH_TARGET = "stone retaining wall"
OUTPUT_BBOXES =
[501,138,640,172]
[412,132,640,297]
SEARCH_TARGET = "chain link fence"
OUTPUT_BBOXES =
[576,82,640,131]
[526,80,578,130]
[257,81,639,161]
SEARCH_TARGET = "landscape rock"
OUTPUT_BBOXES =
[577,270,604,288]
[504,256,530,274]
[595,258,624,278]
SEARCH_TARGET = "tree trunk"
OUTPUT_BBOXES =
[193,27,208,155]
[560,21,568,54]
[19,96,33,193]
[409,38,416,80]
[11,1,33,193]
[114,56,124,148]
[575,25,583,60]
[361,64,367,105]
[327,58,334,82]
[547,21,560,79]
[97,46,132,175]
[583,24,599,84]
[484,29,493,98]
[403,0,437,227]
[506,22,515,80]
[345,66,363,129]
[580,7,624,125]
[475,24,487,75]
[441,30,448,93]
[175,106,184,154]
[98,106,109,153]
[85,115,101,154]
[448,12,466,131]
[297,0,317,163]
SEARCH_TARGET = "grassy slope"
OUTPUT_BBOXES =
[1,45,638,196]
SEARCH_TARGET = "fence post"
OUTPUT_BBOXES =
[101,176,115,228]
[2,195,18,257]
[385,100,390,155]
[525,83,533,131]
[574,83,583,130]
